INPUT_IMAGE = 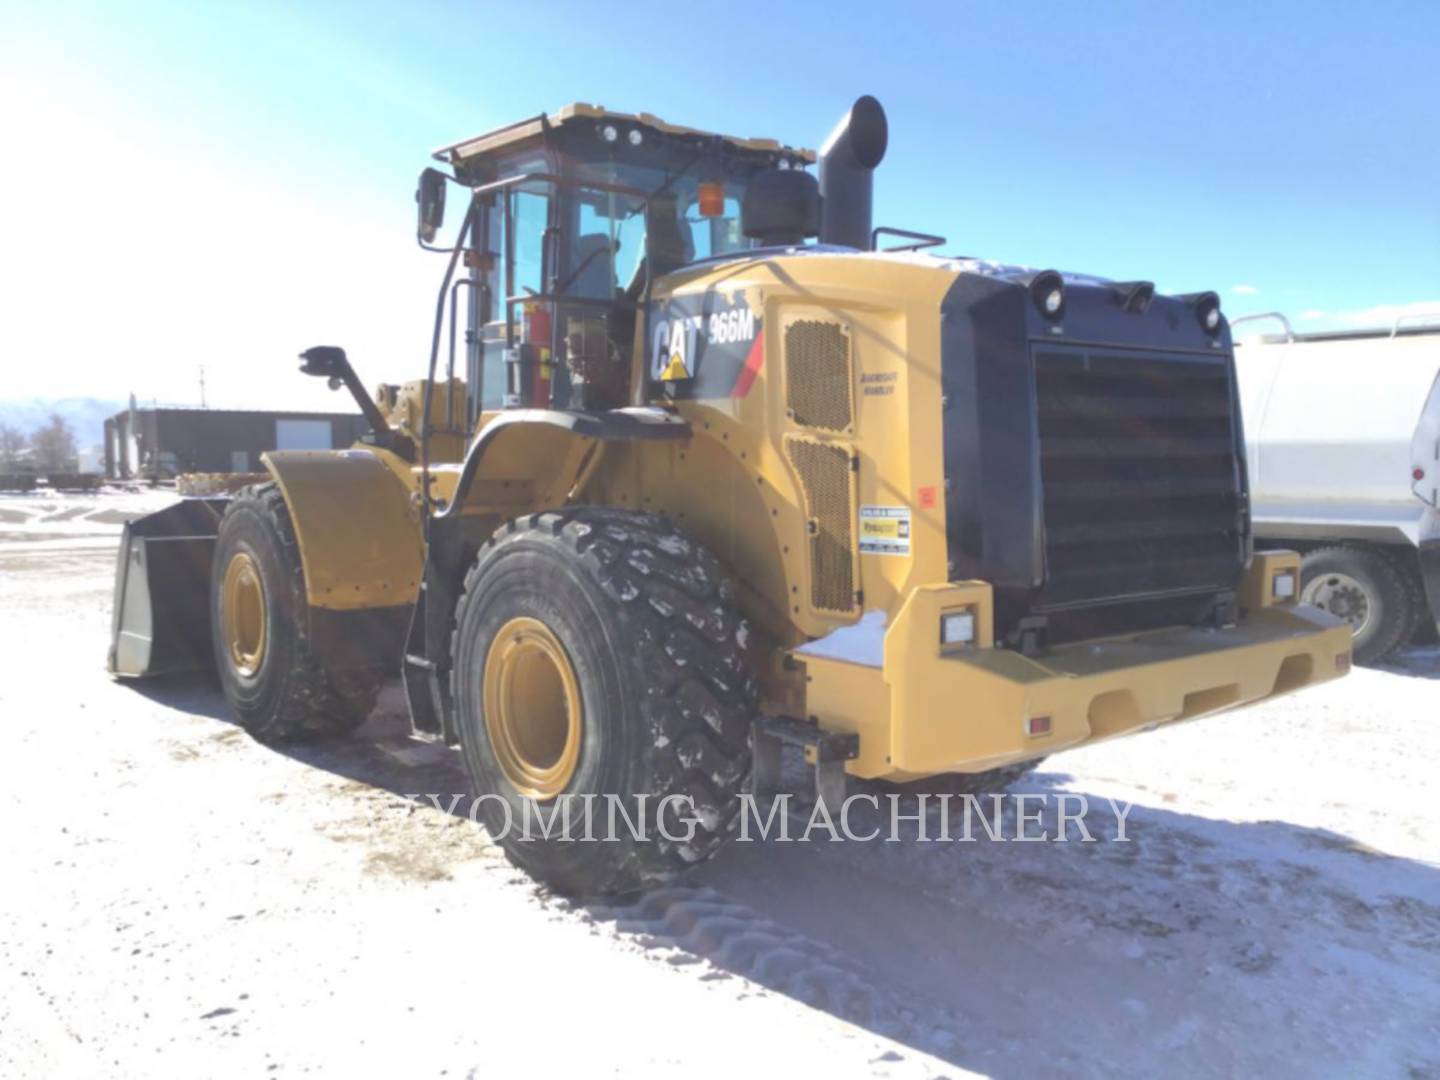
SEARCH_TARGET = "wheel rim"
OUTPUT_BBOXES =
[1301,570,1373,638]
[482,617,583,800]
[221,551,267,677]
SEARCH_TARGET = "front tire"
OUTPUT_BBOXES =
[210,483,382,742]
[450,508,756,896]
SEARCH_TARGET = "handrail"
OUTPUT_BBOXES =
[1391,312,1440,338]
[419,198,479,528]
[871,225,945,252]
[1229,311,1295,342]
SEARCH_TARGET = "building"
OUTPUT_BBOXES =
[104,407,370,480]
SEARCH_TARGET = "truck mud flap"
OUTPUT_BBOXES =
[108,498,229,677]
[1421,539,1440,633]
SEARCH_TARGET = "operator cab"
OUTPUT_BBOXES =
[422,104,815,421]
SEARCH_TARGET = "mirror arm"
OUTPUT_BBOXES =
[297,347,393,439]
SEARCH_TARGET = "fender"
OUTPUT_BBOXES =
[262,448,423,672]
[441,406,692,518]
[429,406,691,585]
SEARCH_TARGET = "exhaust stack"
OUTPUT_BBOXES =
[818,95,888,250]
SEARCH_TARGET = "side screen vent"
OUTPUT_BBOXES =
[787,437,857,612]
[785,320,854,432]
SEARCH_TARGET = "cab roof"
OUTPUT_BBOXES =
[433,103,816,168]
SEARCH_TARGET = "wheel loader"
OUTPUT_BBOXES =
[110,96,1352,894]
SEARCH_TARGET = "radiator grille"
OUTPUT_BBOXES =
[785,320,853,432]
[787,438,856,612]
[1033,348,1243,606]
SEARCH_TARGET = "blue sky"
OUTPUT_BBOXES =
[3,0,1437,406]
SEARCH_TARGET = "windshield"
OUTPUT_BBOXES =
[566,160,759,299]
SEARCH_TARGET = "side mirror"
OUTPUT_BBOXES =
[298,345,347,378]
[416,168,447,243]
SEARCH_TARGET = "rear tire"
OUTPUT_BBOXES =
[450,508,756,897]
[210,483,382,742]
[1299,545,1417,664]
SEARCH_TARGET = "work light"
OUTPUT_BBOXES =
[1030,271,1065,320]
[1272,570,1297,600]
[1187,292,1222,335]
[941,609,976,646]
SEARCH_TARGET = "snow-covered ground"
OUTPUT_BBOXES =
[1,492,1436,1078]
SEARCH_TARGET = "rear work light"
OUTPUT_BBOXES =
[1030,270,1065,321]
[941,609,976,647]
[1272,569,1297,601]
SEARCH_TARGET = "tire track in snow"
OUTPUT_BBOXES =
[580,884,966,1058]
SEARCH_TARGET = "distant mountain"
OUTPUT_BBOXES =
[0,397,126,449]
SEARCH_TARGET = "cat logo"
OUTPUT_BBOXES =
[648,295,762,396]
[651,313,703,382]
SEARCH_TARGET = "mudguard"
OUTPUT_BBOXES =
[261,449,424,611]
[1421,539,1440,633]
[261,449,423,676]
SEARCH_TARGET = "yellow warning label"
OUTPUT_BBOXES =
[858,505,911,555]
[660,353,691,381]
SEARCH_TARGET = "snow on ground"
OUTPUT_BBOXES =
[0,490,1436,1078]
[0,488,178,553]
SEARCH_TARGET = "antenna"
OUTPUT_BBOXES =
[199,365,208,408]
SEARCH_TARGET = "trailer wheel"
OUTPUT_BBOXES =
[210,483,382,742]
[450,508,756,897]
[1299,545,1417,664]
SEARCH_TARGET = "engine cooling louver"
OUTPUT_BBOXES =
[787,436,857,612]
[1033,347,1245,607]
[785,319,854,433]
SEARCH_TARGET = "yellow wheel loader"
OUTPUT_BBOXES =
[110,97,1352,894]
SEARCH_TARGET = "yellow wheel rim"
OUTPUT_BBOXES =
[221,551,267,677]
[483,617,583,800]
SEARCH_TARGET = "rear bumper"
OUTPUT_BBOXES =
[799,553,1352,781]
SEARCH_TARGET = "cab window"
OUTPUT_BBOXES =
[688,195,744,260]
[512,189,549,296]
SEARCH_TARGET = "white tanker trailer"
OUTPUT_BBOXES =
[1233,313,1440,663]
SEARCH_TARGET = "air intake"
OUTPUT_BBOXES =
[785,319,854,432]
[787,437,857,613]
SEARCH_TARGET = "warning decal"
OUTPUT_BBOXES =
[858,505,911,556]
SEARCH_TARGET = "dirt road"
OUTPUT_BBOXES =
[2,492,1437,1078]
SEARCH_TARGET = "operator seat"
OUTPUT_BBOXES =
[625,194,693,299]
[567,233,616,299]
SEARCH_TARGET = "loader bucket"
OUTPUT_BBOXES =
[108,498,230,677]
